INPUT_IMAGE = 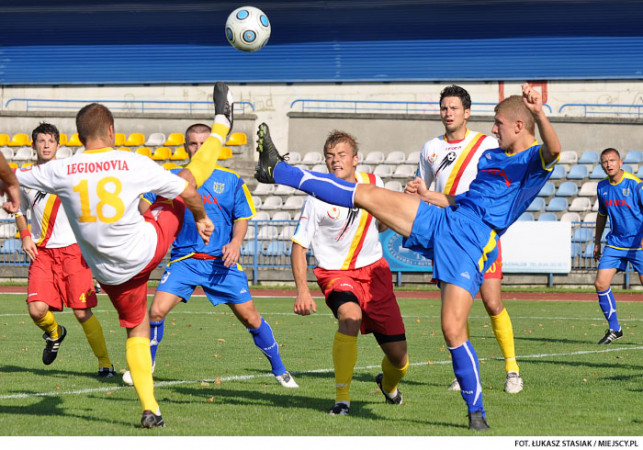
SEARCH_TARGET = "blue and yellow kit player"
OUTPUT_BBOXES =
[593,147,643,344]
[122,123,298,388]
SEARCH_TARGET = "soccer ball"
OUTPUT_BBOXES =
[225,6,271,53]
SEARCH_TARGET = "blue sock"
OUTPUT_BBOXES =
[449,340,485,415]
[248,317,286,376]
[597,288,620,331]
[274,162,356,208]
[149,319,165,366]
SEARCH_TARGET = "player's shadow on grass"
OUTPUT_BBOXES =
[513,335,613,345]
[0,364,124,384]
[0,394,134,428]
[524,358,643,372]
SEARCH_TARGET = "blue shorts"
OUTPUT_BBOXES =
[598,246,643,273]
[402,202,498,298]
[157,257,252,306]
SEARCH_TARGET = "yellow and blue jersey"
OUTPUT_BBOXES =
[145,166,255,258]
[597,172,643,250]
[455,144,555,236]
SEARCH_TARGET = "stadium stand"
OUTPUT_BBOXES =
[546,197,568,212]
[66,133,82,147]
[569,197,593,212]
[125,133,145,147]
[538,212,558,222]
[583,212,598,222]
[406,151,421,165]
[538,181,556,197]
[385,151,406,165]
[623,150,643,164]
[151,146,171,161]
[251,211,271,221]
[13,147,34,161]
[145,132,166,147]
[225,132,248,146]
[384,180,403,192]
[301,151,323,165]
[257,225,279,240]
[253,183,275,196]
[589,165,607,179]
[282,196,304,210]
[527,197,546,212]
[550,165,567,180]
[578,150,599,165]
[558,150,578,165]
[115,132,126,147]
[7,133,29,147]
[517,212,534,221]
[0,134,9,146]
[274,184,296,196]
[578,181,598,197]
[392,165,416,179]
[560,212,581,222]
[135,147,152,158]
[164,132,185,147]
[356,164,373,173]
[572,227,593,243]
[56,147,73,159]
[556,181,579,197]
[285,151,302,164]
[261,196,283,211]
[373,164,394,178]
[311,163,328,173]
[622,164,633,174]
[567,164,589,180]
[364,151,385,164]
[271,211,292,221]
[251,196,262,209]
[1,148,13,161]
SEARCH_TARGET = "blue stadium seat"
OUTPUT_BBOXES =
[263,240,287,256]
[572,227,593,243]
[550,165,567,180]
[241,240,262,256]
[526,197,546,212]
[623,150,643,164]
[578,151,599,165]
[571,243,582,258]
[589,165,607,179]
[622,164,633,174]
[517,212,534,221]
[556,181,579,197]
[584,242,596,258]
[0,238,21,254]
[538,212,558,221]
[538,182,556,197]
[566,165,589,180]
[637,166,643,179]
[546,197,568,212]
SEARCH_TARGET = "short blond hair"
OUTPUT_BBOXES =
[495,95,534,134]
[323,130,359,156]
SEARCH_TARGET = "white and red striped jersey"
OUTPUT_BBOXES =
[17,186,76,249]
[15,148,188,285]
[292,172,383,270]
[417,129,499,195]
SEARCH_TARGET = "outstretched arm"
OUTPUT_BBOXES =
[0,154,19,213]
[522,83,561,165]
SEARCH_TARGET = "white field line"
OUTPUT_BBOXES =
[0,345,641,401]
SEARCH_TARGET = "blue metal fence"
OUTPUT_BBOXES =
[558,103,643,118]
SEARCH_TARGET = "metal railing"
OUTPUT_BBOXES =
[0,219,625,285]
[558,103,643,118]
[290,99,552,114]
[4,98,255,115]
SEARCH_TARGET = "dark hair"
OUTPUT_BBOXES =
[31,122,60,144]
[76,103,114,145]
[323,130,359,156]
[439,85,472,110]
[600,147,621,160]
[185,123,211,141]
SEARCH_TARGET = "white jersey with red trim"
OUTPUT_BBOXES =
[17,185,76,249]
[292,172,383,270]
[418,129,499,195]
[15,148,188,285]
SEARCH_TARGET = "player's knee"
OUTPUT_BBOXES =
[594,278,610,291]
[73,308,93,323]
[27,302,48,320]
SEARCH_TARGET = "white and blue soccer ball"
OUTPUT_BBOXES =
[225,6,271,53]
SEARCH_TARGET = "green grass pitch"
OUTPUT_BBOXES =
[0,291,641,437]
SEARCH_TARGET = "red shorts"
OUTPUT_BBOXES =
[27,244,97,311]
[100,197,185,328]
[484,239,503,280]
[314,257,405,337]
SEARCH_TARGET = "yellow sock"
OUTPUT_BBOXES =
[381,355,409,395]
[34,311,59,339]
[126,337,159,413]
[490,308,520,373]
[332,332,357,404]
[185,120,230,187]
[80,314,112,368]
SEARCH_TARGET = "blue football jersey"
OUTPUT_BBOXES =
[597,172,643,250]
[455,144,554,236]
[145,166,255,258]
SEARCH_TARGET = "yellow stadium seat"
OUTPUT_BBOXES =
[21,162,34,168]
[67,133,82,147]
[162,162,182,170]
[226,132,247,146]
[58,133,68,146]
[8,162,18,169]
[116,147,131,152]
[219,146,232,160]
[0,133,11,147]
[115,133,126,147]
[151,146,172,161]
[135,147,152,158]
[164,132,185,147]
[7,133,29,147]
[170,147,189,161]
[125,133,146,147]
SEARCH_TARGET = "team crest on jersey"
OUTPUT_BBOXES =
[212,182,225,194]
[327,207,341,219]
[428,152,438,163]
[622,188,630,197]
